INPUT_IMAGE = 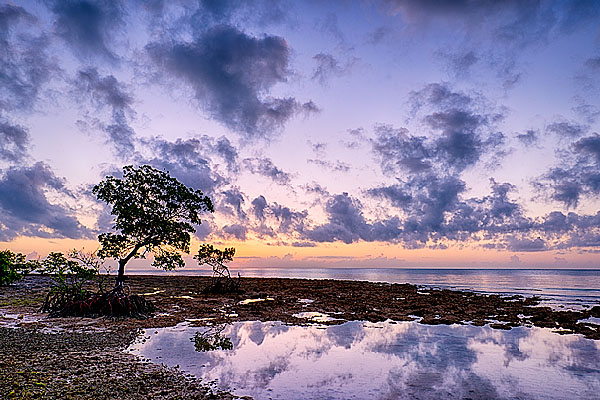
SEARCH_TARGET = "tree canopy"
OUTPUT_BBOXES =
[93,165,214,283]
[0,250,38,286]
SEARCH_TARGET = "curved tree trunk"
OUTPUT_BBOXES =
[115,244,142,287]
[116,259,127,286]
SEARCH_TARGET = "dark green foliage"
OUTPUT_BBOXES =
[40,251,99,315]
[195,244,236,277]
[40,250,155,317]
[191,325,233,352]
[0,249,38,286]
[93,165,214,283]
[195,244,241,293]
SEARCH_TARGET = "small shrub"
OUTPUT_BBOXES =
[194,244,242,294]
[40,250,155,318]
[0,250,38,286]
[40,251,99,315]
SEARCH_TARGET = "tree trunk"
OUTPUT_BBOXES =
[115,259,127,287]
[115,244,142,287]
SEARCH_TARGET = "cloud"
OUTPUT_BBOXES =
[409,83,473,111]
[546,121,588,138]
[516,129,538,146]
[150,146,600,251]
[585,57,600,70]
[222,223,247,240]
[211,136,239,172]
[221,187,246,219]
[305,192,402,244]
[243,157,292,185]
[247,194,307,237]
[290,241,316,248]
[399,174,466,236]
[147,134,239,174]
[367,184,412,208]
[0,162,90,241]
[373,84,505,176]
[311,53,355,85]
[74,67,136,156]
[304,178,593,250]
[309,177,531,247]
[146,25,316,138]
[46,0,123,62]
[366,26,394,45]
[307,159,350,173]
[573,101,600,124]
[267,203,308,234]
[305,193,368,244]
[139,136,225,196]
[296,174,600,251]
[0,4,57,112]
[307,141,327,156]
[438,50,479,79]
[573,133,600,162]
[534,133,600,208]
[505,236,547,252]
[251,195,268,221]
[0,119,29,162]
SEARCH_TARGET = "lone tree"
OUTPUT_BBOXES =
[195,244,241,293]
[94,165,214,286]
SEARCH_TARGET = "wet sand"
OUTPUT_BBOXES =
[1,274,599,399]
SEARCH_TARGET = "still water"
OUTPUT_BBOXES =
[129,320,600,400]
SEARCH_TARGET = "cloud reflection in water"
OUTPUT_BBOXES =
[129,321,600,399]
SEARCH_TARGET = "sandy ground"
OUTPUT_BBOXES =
[1,274,599,399]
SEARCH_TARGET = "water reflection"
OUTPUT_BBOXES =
[191,324,233,352]
[129,321,600,400]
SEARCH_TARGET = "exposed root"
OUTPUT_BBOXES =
[42,286,156,318]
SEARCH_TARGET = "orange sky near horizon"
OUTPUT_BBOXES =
[2,235,598,270]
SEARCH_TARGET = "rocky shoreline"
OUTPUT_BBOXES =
[1,274,599,399]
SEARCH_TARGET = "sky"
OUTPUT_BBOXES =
[1,0,600,270]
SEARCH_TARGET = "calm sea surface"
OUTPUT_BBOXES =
[139,268,600,309]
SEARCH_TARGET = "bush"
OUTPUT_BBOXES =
[0,250,38,286]
[40,251,99,315]
[195,244,242,294]
[40,249,155,318]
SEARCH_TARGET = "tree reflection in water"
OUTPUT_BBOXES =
[130,320,600,400]
[191,324,233,352]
